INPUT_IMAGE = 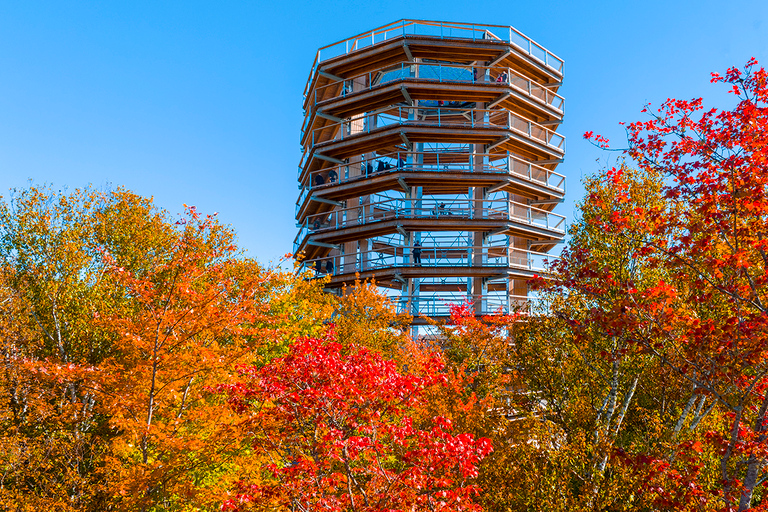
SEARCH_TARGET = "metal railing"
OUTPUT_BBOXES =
[296,151,564,212]
[299,246,555,276]
[304,19,565,98]
[306,105,566,152]
[392,293,541,317]
[304,61,564,116]
[296,198,565,245]
[304,197,508,230]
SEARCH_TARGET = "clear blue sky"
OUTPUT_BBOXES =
[1,1,766,264]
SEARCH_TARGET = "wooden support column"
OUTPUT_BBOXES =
[342,74,371,280]
[472,184,485,315]
[471,87,487,314]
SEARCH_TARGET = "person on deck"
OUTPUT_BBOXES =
[413,241,422,266]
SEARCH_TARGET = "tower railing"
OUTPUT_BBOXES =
[296,150,565,209]
[392,293,543,317]
[299,246,556,277]
[304,61,564,114]
[294,198,565,250]
[307,105,566,151]
[304,19,565,98]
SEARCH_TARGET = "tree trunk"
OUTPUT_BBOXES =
[739,393,768,510]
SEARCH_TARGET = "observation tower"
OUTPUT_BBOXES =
[294,20,565,324]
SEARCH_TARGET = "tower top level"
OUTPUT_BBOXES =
[305,19,564,99]
[295,19,566,326]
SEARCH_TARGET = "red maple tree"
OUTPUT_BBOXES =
[571,59,768,510]
[217,329,493,512]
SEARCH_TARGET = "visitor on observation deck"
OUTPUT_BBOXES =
[413,241,422,266]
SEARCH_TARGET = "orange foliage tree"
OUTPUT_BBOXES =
[0,186,333,510]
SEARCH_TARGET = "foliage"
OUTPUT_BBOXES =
[0,186,331,510]
[217,330,492,512]
[573,59,768,510]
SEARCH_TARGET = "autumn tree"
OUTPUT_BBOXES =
[566,59,768,510]
[217,328,492,512]
[504,163,713,511]
[0,186,333,510]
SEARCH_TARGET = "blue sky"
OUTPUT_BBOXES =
[1,1,766,264]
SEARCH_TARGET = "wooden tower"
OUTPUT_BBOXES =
[295,20,565,324]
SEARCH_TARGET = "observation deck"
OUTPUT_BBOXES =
[294,20,566,323]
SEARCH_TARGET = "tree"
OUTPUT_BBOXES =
[216,329,492,512]
[0,186,334,510]
[572,59,768,510]
[0,186,174,509]
[512,163,710,511]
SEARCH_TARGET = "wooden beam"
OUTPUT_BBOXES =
[396,224,407,237]
[489,50,512,67]
[317,111,344,123]
[486,135,510,152]
[318,69,343,81]
[486,181,508,194]
[310,196,343,206]
[397,177,409,193]
[534,158,564,165]
[487,92,511,109]
[393,273,406,284]
[529,199,563,206]
[541,82,563,89]
[486,227,509,237]
[403,44,414,62]
[307,240,341,249]
[399,132,412,148]
[400,86,413,105]
[314,153,345,165]
[540,120,562,126]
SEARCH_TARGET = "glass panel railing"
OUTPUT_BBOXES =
[297,151,565,201]
[307,62,564,115]
[391,293,543,317]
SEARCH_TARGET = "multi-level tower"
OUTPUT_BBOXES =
[294,20,565,325]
